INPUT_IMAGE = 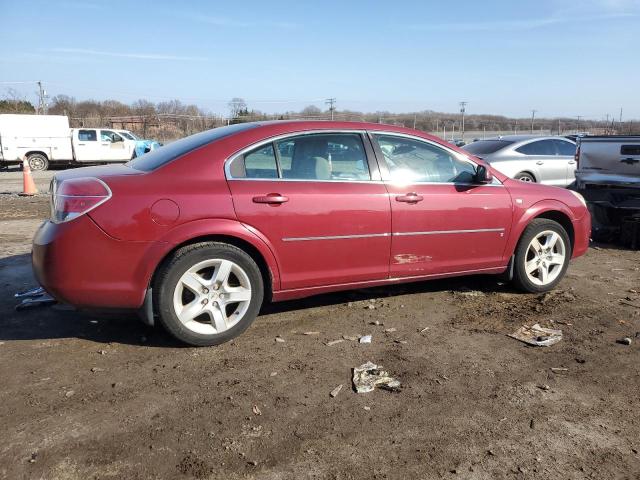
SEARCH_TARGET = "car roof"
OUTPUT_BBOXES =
[481,134,575,143]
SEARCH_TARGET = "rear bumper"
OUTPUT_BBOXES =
[32,216,153,308]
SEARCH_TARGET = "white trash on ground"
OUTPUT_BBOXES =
[352,361,401,393]
[508,323,563,347]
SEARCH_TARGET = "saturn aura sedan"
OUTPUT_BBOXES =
[462,135,577,186]
[33,121,591,346]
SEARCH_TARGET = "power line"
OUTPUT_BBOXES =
[325,98,336,120]
[37,81,48,114]
[530,109,537,134]
[459,101,467,142]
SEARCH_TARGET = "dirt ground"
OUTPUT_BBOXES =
[1,179,639,479]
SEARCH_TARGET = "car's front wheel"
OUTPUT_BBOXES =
[512,219,571,293]
[155,242,264,346]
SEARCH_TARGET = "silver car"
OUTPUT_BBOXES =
[462,135,577,186]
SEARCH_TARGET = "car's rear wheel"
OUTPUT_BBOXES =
[515,172,535,182]
[512,219,571,293]
[27,153,49,171]
[155,242,264,346]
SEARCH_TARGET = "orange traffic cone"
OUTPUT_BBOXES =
[20,157,38,196]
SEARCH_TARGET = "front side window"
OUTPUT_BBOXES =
[516,140,556,156]
[373,134,477,183]
[228,132,371,181]
[78,130,97,142]
[101,130,122,142]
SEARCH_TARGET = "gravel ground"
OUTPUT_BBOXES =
[1,185,639,479]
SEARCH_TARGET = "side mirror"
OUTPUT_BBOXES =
[475,165,493,184]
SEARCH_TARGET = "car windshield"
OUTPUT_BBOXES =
[120,131,137,140]
[128,123,258,171]
[463,140,514,155]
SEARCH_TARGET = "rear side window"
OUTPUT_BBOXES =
[78,130,97,142]
[621,145,640,155]
[243,144,278,178]
[552,140,576,156]
[516,140,556,156]
[128,122,257,172]
[462,140,513,155]
[228,132,371,181]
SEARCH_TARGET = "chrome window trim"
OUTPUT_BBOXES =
[282,228,505,242]
[224,129,374,182]
[224,128,504,187]
[369,130,504,187]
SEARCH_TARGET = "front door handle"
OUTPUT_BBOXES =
[536,161,544,165]
[568,160,576,165]
[253,193,289,204]
[621,157,639,165]
[396,192,424,203]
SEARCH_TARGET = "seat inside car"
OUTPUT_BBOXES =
[287,137,331,180]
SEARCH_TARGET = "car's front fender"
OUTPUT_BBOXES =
[503,199,578,258]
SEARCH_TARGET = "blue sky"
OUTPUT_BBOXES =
[1,0,639,118]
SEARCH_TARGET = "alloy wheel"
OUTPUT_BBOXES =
[524,230,566,286]
[172,259,252,335]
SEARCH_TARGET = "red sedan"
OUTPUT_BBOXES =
[32,121,591,346]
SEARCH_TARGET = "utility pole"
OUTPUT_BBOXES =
[530,110,537,134]
[459,101,467,142]
[325,98,336,121]
[413,113,417,129]
[515,120,518,134]
[577,115,582,132]
[37,81,48,114]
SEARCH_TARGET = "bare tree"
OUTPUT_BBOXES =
[228,97,247,118]
[300,105,322,117]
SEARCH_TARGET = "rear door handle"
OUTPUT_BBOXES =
[536,161,544,165]
[396,192,424,203]
[568,160,576,165]
[252,193,289,204]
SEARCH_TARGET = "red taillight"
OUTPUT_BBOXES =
[51,177,112,223]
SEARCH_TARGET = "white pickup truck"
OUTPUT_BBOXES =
[0,114,137,171]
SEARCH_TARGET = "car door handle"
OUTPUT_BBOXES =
[568,160,576,165]
[252,194,289,204]
[77,143,86,146]
[396,193,424,203]
[536,161,544,165]
[621,157,639,165]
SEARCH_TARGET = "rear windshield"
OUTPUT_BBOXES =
[128,123,258,172]
[462,140,513,155]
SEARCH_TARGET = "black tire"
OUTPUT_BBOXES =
[27,153,49,171]
[154,242,264,346]
[515,172,535,183]
[512,219,572,293]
